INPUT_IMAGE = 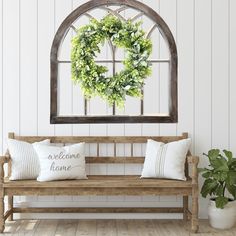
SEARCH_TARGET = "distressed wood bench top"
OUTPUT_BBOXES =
[3,175,193,188]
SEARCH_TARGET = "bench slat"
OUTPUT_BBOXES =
[3,175,192,188]
[13,135,186,144]
[86,156,144,163]
[12,207,184,214]
[5,187,192,196]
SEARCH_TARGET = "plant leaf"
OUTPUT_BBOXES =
[202,171,212,178]
[198,167,210,173]
[200,179,218,198]
[226,182,236,199]
[210,158,228,171]
[215,196,228,209]
[215,184,224,197]
[223,149,233,162]
[212,171,228,182]
[208,149,220,160]
[229,158,236,169]
[228,171,236,185]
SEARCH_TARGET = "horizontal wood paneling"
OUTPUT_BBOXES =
[0,0,235,219]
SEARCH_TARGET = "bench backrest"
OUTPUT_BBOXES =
[7,132,189,177]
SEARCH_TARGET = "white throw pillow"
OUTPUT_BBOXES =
[141,138,191,181]
[7,139,50,180]
[34,143,87,182]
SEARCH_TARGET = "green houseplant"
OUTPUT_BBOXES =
[199,149,236,229]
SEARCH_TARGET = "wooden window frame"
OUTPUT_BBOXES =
[50,0,178,124]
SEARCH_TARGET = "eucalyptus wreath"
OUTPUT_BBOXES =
[71,15,152,107]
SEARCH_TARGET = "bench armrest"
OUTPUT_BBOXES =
[187,155,199,164]
[0,155,10,165]
[187,155,199,185]
[0,154,10,183]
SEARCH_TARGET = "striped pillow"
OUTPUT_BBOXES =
[7,139,50,180]
[141,138,191,180]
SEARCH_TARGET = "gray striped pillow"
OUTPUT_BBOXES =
[7,139,50,180]
[141,138,191,180]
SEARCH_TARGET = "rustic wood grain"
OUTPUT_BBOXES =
[8,133,14,179]
[33,220,58,236]
[191,155,199,233]
[55,219,77,236]
[97,219,117,236]
[16,219,40,235]
[2,219,236,236]
[3,210,13,221]
[0,157,5,233]
[13,134,186,143]
[12,207,184,214]
[127,220,140,236]
[5,187,192,196]
[116,220,130,236]
[137,219,158,236]
[1,219,21,235]
[4,176,193,188]
[183,196,189,221]
[76,220,96,236]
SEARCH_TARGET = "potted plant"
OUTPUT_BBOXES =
[199,149,236,229]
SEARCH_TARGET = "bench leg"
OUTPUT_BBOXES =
[8,196,13,221]
[0,195,4,233]
[183,196,188,221]
[191,192,199,233]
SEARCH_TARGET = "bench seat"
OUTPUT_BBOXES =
[4,175,193,188]
[3,176,193,196]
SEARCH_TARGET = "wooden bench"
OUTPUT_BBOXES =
[0,132,199,233]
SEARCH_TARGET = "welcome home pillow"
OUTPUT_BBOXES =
[34,143,87,182]
[141,138,191,181]
[7,139,50,180]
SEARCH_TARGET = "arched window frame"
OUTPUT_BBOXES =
[50,0,178,124]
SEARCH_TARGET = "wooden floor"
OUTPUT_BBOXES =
[1,219,236,236]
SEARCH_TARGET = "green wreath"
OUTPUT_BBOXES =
[71,15,152,107]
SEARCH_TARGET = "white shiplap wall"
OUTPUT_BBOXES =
[0,0,236,219]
